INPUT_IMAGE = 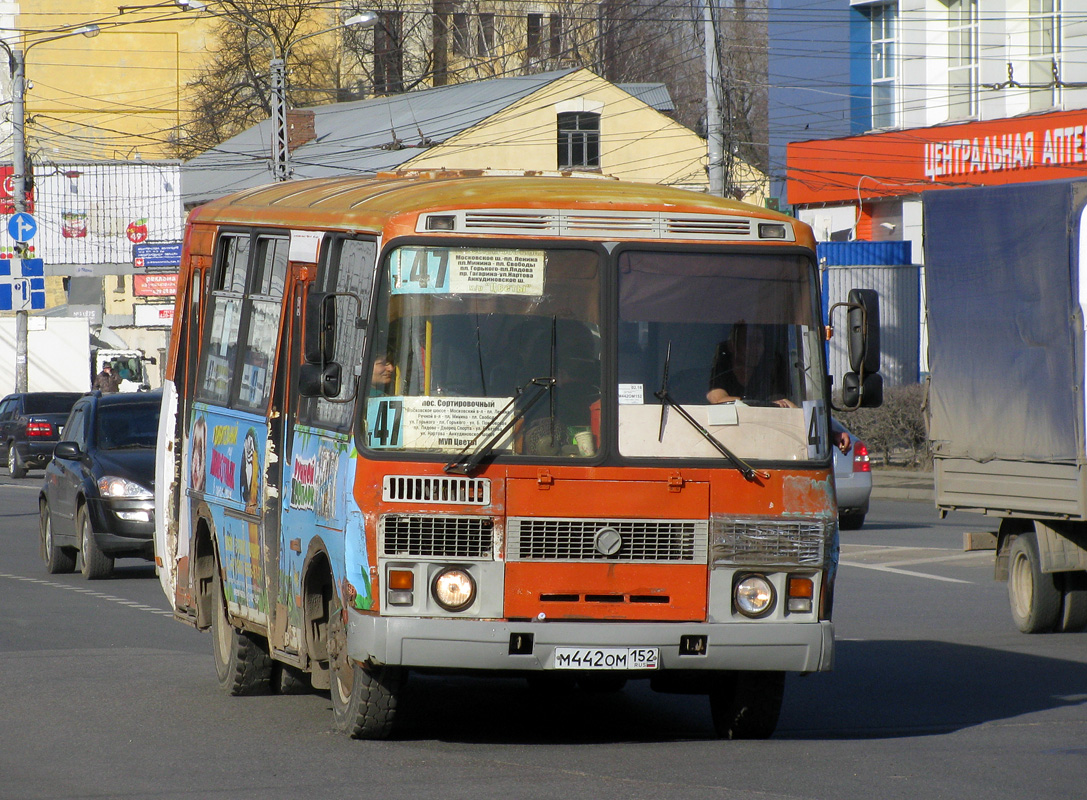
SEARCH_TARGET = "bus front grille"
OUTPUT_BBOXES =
[381,514,494,559]
[507,518,707,563]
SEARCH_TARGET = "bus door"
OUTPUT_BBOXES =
[275,236,377,660]
[190,231,289,628]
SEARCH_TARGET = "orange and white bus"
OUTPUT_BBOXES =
[154,170,880,740]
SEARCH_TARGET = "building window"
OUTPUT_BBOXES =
[947,0,978,119]
[527,13,543,63]
[374,11,403,94]
[477,12,495,56]
[558,112,600,170]
[1029,0,1061,110]
[870,3,897,129]
[549,13,562,60]
[453,12,470,57]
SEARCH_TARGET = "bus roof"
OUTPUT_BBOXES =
[188,171,812,247]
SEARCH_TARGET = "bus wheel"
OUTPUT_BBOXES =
[1058,571,1087,633]
[211,571,272,695]
[328,597,402,739]
[708,670,785,740]
[1008,532,1061,633]
[273,663,311,695]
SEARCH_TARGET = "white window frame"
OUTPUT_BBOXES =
[870,3,898,129]
[1028,0,1062,110]
[947,0,979,120]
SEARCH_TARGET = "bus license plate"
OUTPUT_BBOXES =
[553,647,659,670]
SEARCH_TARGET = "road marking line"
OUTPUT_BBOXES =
[0,572,173,616]
[839,560,973,584]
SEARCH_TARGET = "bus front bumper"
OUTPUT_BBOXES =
[346,615,834,674]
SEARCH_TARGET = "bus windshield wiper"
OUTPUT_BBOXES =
[654,342,767,483]
[444,377,555,476]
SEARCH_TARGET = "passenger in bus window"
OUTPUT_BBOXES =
[706,322,793,407]
[370,352,395,396]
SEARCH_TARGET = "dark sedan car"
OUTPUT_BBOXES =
[0,391,83,478]
[39,391,160,579]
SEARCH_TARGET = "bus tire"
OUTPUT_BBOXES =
[708,670,785,740]
[1008,533,1061,633]
[40,500,75,574]
[211,571,272,695]
[328,597,402,739]
[79,506,114,580]
[1058,570,1087,633]
[273,662,311,695]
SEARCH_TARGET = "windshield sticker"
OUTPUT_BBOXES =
[803,400,828,459]
[448,249,545,295]
[367,395,514,451]
[390,248,545,296]
[618,383,644,405]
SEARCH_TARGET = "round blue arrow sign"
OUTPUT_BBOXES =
[8,212,37,243]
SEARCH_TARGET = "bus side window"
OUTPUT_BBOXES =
[298,237,377,431]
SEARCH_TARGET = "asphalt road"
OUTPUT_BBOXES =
[1,474,1084,800]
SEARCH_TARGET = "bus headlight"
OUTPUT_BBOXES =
[432,568,476,611]
[734,574,775,618]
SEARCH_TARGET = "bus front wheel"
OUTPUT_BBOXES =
[328,597,403,739]
[708,670,785,740]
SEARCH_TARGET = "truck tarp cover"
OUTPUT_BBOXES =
[924,180,1081,463]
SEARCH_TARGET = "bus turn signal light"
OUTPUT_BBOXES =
[388,569,414,606]
[787,576,814,614]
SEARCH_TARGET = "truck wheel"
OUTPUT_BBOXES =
[40,500,75,574]
[1008,533,1061,633]
[78,506,114,580]
[328,597,402,739]
[211,571,272,695]
[708,670,785,740]
[273,663,311,695]
[7,443,26,478]
[1058,571,1087,633]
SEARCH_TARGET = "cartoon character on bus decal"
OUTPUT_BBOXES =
[190,412,207,494]
[241,427,260,512]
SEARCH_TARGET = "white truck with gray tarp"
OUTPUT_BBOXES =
[924,178,1087,634]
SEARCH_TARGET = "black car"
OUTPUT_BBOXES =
[39,391,161,579]
[0,391,83,478]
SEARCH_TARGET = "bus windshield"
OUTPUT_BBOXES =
[365,244,602,457]
[364,243,827,463]
[617,249,827,462]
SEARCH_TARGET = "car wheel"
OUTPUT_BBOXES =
[78,506,114,580]
[211,571,272,695]
[708,670,785,740]
[40,500,75,574]
[1008,532,1061,633]
[7,442,26,479]
[329,595,403,739]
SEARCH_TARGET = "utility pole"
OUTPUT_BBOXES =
[703,0,725,197]
[11,47,27,392]
[270,57,290,181]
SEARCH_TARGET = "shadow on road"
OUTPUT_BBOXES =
[378,637,1087,743]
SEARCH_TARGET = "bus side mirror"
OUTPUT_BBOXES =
[841,371,883,409]
[298,362,342,398]
[304,292,336,364]
[847,288,880,374]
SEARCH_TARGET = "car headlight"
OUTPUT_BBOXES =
[432,567,476,611]
[97,475,152,499]
[734,574,775,618]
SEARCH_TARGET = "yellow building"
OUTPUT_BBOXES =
[185,68,768,206]
[1,1,212,162]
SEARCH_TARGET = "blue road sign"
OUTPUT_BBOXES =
[8,212,37,243]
